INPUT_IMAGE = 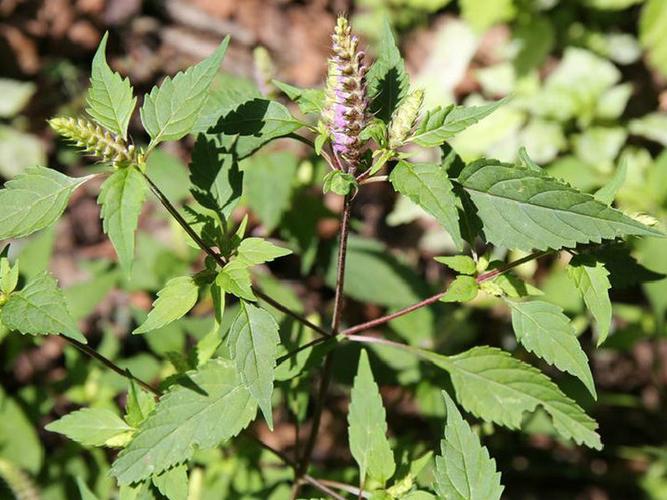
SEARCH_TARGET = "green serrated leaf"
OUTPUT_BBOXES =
[434,391,503,500]
[325,236,430,308]
[390,160,463,249]
[323,170,358,196]
[125,380,156,428]
[235,238,292,267]
[410,100,505,148]
[141,38,229,150]
[1,272,85,342]
[208,98,301,158]
[367,18,410,122]
[434,255,476,275]
[46,408,132,447]
[133,276,199,334]
[152,464,188,500]
[567,255,612,346]
[507,299,596,398]
[273,80,325,115]
[241,152,298,232]
[86,32,136,139]
[189,134,242,219]
[0,166,93,240]
[76,477,100,500]
[594,160,627,205]
[441,275,478,303]
[457,160,662,251]
[425,346,602,449]
[0,247,18,295]
[217,261,255,301]
[99,166,146,275]
[227,301,280,429]
[348,350,396,485]
[111,358,257,484]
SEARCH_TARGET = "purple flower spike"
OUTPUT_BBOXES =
[323,16,369,169]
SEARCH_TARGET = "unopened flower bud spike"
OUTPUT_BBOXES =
[49,117,137,167]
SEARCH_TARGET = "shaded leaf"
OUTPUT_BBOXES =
[367,18,410,122]
[568,255,612,346]
[189,134,242,219]
[209,98,301,158]
[325,236,430,307]
[242,152,298,231]
[125,380,156,428]
[76,477,100,500]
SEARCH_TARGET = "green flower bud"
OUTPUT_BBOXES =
[253,46,277,98]
[49,116,136,165]
[388,89,424,150]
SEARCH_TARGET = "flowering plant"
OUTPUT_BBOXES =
[0,15,663,499]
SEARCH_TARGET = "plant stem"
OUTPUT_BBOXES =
[331,196,352,333]
[63,337,160,396]
[142,172,222,266]
[276,335,336,366]
[340,250,552,337]
[340,292,446,337]
[293,195,353,496]
[475,250,550,283]
[251,436,346,500]
[286,133,336,171]
[346,334,417,353]
[257,290,331,338]
[359,175,388,185]
[142,170,330,338]
[318,479,371,499]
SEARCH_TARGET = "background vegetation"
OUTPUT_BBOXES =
[2,0,667,498]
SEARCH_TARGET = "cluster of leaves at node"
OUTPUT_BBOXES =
[0,18,662,500]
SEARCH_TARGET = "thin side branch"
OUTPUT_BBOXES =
[143,171,331,338]
[475,250,550,283]
[340,250,552,336]
[340,292,445,337]
[63,337,160,396]
[251,435,347,500]
[276,335,335,366]
[359,175,388,185]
